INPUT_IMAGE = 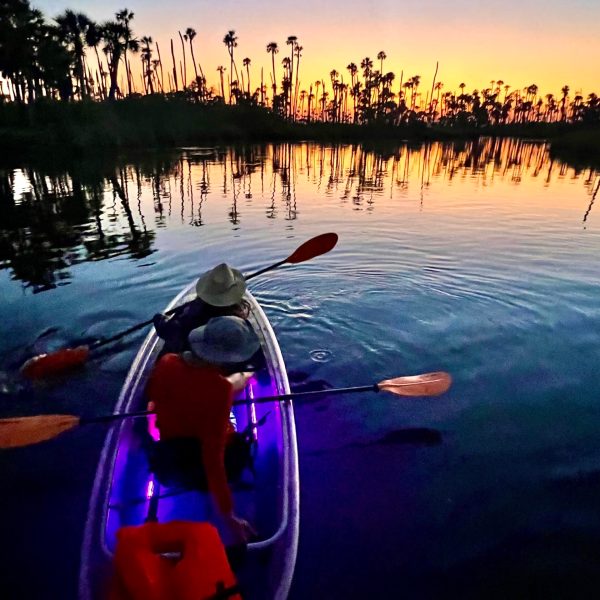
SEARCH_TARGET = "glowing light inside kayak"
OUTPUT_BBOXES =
[248,379,257,439]
[146,478,155,499]
[148,414,160,441]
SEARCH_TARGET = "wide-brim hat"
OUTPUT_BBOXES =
[188,316,260,364]
[196,263,246,307]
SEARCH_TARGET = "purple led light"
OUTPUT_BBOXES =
[148,414,160,441]
[248,381,258,439]
[146,479,155,499]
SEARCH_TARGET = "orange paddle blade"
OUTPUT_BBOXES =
[20,345,90,380]
[0,414,81,449]
[377,371,452,397]
[286,233,338,264]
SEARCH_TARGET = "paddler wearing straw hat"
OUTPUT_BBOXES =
[146,315,260,541]
[153,263,249,354]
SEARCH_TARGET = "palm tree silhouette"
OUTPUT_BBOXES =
[561,85,569,121]
[293,44,302,120]
[223,30,239,103]
[115,9,137,96]
[286,35,298,118]
[55,10,94,99]
[140,36,154,93]
[184,28,202,91]
[85,21,107,99]
[266,41,278,105]
[217,65,226,100]
[377,50,386,76]
[243,57,251,96]
[101,17,138,100]
[178,30,187,88]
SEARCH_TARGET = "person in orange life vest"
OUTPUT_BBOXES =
[152,263,250,354]
[146,315,260,541]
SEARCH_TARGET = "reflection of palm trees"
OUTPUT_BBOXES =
[583,177,600,227]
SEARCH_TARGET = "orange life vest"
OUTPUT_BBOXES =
[108,521,240,600]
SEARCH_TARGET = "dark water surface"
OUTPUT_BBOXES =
[1,139,600,599]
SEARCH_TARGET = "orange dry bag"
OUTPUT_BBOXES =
[108,521,240,600]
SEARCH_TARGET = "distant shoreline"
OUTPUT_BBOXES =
[1,97,599,167]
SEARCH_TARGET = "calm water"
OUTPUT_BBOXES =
[1,139,600,599]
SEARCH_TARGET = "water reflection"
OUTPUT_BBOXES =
[0,138,597,292]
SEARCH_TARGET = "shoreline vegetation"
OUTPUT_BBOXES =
[1,98,599,165]
[1,2,600,165]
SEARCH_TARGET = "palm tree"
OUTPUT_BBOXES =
[178,30,187,88]
[115,9,137,96]
[266,41,278,104]
[243,57,251,96]
[286,35,297,118]
[360,57,373,105]
[223,30,239,103]
[140,35,153,94]
[411,75,421,110]
[55,10,93,99]
[183,28,200,86]
[101,14,138,100]
[561,85,569,121]
[377,50,386,75]
[217,65,226,100]
[293,44,303,119]
[85,21,107,99]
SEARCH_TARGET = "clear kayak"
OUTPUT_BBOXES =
[79,285,300,599]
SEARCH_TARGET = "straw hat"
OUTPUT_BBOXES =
[195,263,246,307]
[188,316,260,364]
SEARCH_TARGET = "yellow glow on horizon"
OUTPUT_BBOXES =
[118,19,600,100]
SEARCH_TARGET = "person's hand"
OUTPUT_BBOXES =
[226,371,255,391]
[152,313,167,332]
[225,514,257,543]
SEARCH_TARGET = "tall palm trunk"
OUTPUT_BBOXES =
[156,42,165,92]
[170,39,178,91]
[271,52,277,104]
[123,49,132,96]
[93,46,106,98]
[294,53,301,121]
[178,31,187,88]
[107,49,121,100]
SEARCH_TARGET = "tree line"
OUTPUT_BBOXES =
[1,0,600,127]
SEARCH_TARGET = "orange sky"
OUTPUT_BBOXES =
[38,0,600,97]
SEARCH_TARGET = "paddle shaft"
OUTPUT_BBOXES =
[87,260,286,351]
[80,383,379,426]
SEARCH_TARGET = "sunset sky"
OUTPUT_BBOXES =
[36,0,600,97]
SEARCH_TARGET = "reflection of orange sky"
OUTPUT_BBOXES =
[11,140,598,230]
[117,141,600,226]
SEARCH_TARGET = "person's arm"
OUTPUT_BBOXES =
[200,377,256,541]
[201,434,234,516]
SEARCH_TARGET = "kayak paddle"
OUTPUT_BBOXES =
[0,371,451,449]
[19,233,338,380]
